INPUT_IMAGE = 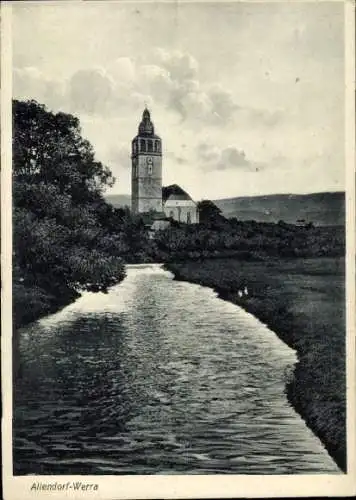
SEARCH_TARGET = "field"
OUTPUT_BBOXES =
[165,257,346,471]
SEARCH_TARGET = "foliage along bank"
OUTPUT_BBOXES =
[13,100,128,328]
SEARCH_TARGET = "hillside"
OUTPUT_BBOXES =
[213,192,345,226]
[106,191,345,227]
[105,194,131,208]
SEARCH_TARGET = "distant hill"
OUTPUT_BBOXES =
[213,192,345,226]
[106,191,345,227]
[105,194,131,208]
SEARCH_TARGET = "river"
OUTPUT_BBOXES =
[13,264,340,474]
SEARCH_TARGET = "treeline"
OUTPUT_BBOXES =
[97,201,345,265]
[109,199,344,263]
[150,215,345,262]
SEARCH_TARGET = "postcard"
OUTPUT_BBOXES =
[2,1,355,498]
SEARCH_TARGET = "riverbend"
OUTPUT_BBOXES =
[13,264,340,474]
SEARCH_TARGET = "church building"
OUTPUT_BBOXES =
[131,109,199,224]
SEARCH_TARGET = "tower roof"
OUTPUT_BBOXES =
[162,184,194,202]
[138,107,155,136]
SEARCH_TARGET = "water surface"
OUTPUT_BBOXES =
[13,264,340,474]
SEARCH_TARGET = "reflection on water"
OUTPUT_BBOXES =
[13,264,340,474]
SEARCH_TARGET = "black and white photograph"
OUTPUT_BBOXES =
[1,0,355,498]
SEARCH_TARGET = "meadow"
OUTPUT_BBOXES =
[166,256,346,472]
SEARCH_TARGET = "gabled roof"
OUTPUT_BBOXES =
[162,184,193,202]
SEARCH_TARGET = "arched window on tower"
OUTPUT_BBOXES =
[140,139,146,152]
[132,141,137,154]
[148,140,153,152]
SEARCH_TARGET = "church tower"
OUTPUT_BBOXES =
[131,108,162,214]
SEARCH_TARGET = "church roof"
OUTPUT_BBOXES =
[162,184,194,202]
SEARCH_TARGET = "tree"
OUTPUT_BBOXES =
[13,100,114,203]
[197,199,225,225]
[13,99,125,322]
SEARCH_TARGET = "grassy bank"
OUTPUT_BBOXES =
[165,257,346,472]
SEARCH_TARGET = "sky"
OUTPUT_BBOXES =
[12,1,345,200]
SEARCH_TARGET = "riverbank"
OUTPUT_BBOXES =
[13,282,81,330]
[165,257,346,472]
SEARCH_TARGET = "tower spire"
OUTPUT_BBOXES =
[138,107,154,135]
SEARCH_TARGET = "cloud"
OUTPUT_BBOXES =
[138,64,172,104]
[143,48,239,123]
[68,68,115,115]
[197,142,264,172]
[172,84,212,121]
[197,142,221,163]
[14,48,282,131]
[165,151,188,165]
[109,57,136,84]
[154,48,199,81]
[106,143,131,170]
[13,66,65,110]
[142,49,212,120]
[208,84,239,122]
[240,106,285,127]
[219,146,251,169]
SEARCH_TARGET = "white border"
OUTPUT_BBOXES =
[1,0,14,492]
[2,1,355,498]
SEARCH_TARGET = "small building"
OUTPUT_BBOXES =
[148,219,171,239]
[151,219,171,231]
[296,219,307,227]
[162,184,199,224]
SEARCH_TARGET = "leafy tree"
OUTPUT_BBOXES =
[13,100,126,326]
[13,100,114,203]
[197,199,225,225]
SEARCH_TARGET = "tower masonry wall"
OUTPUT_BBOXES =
[131,153,162,213]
